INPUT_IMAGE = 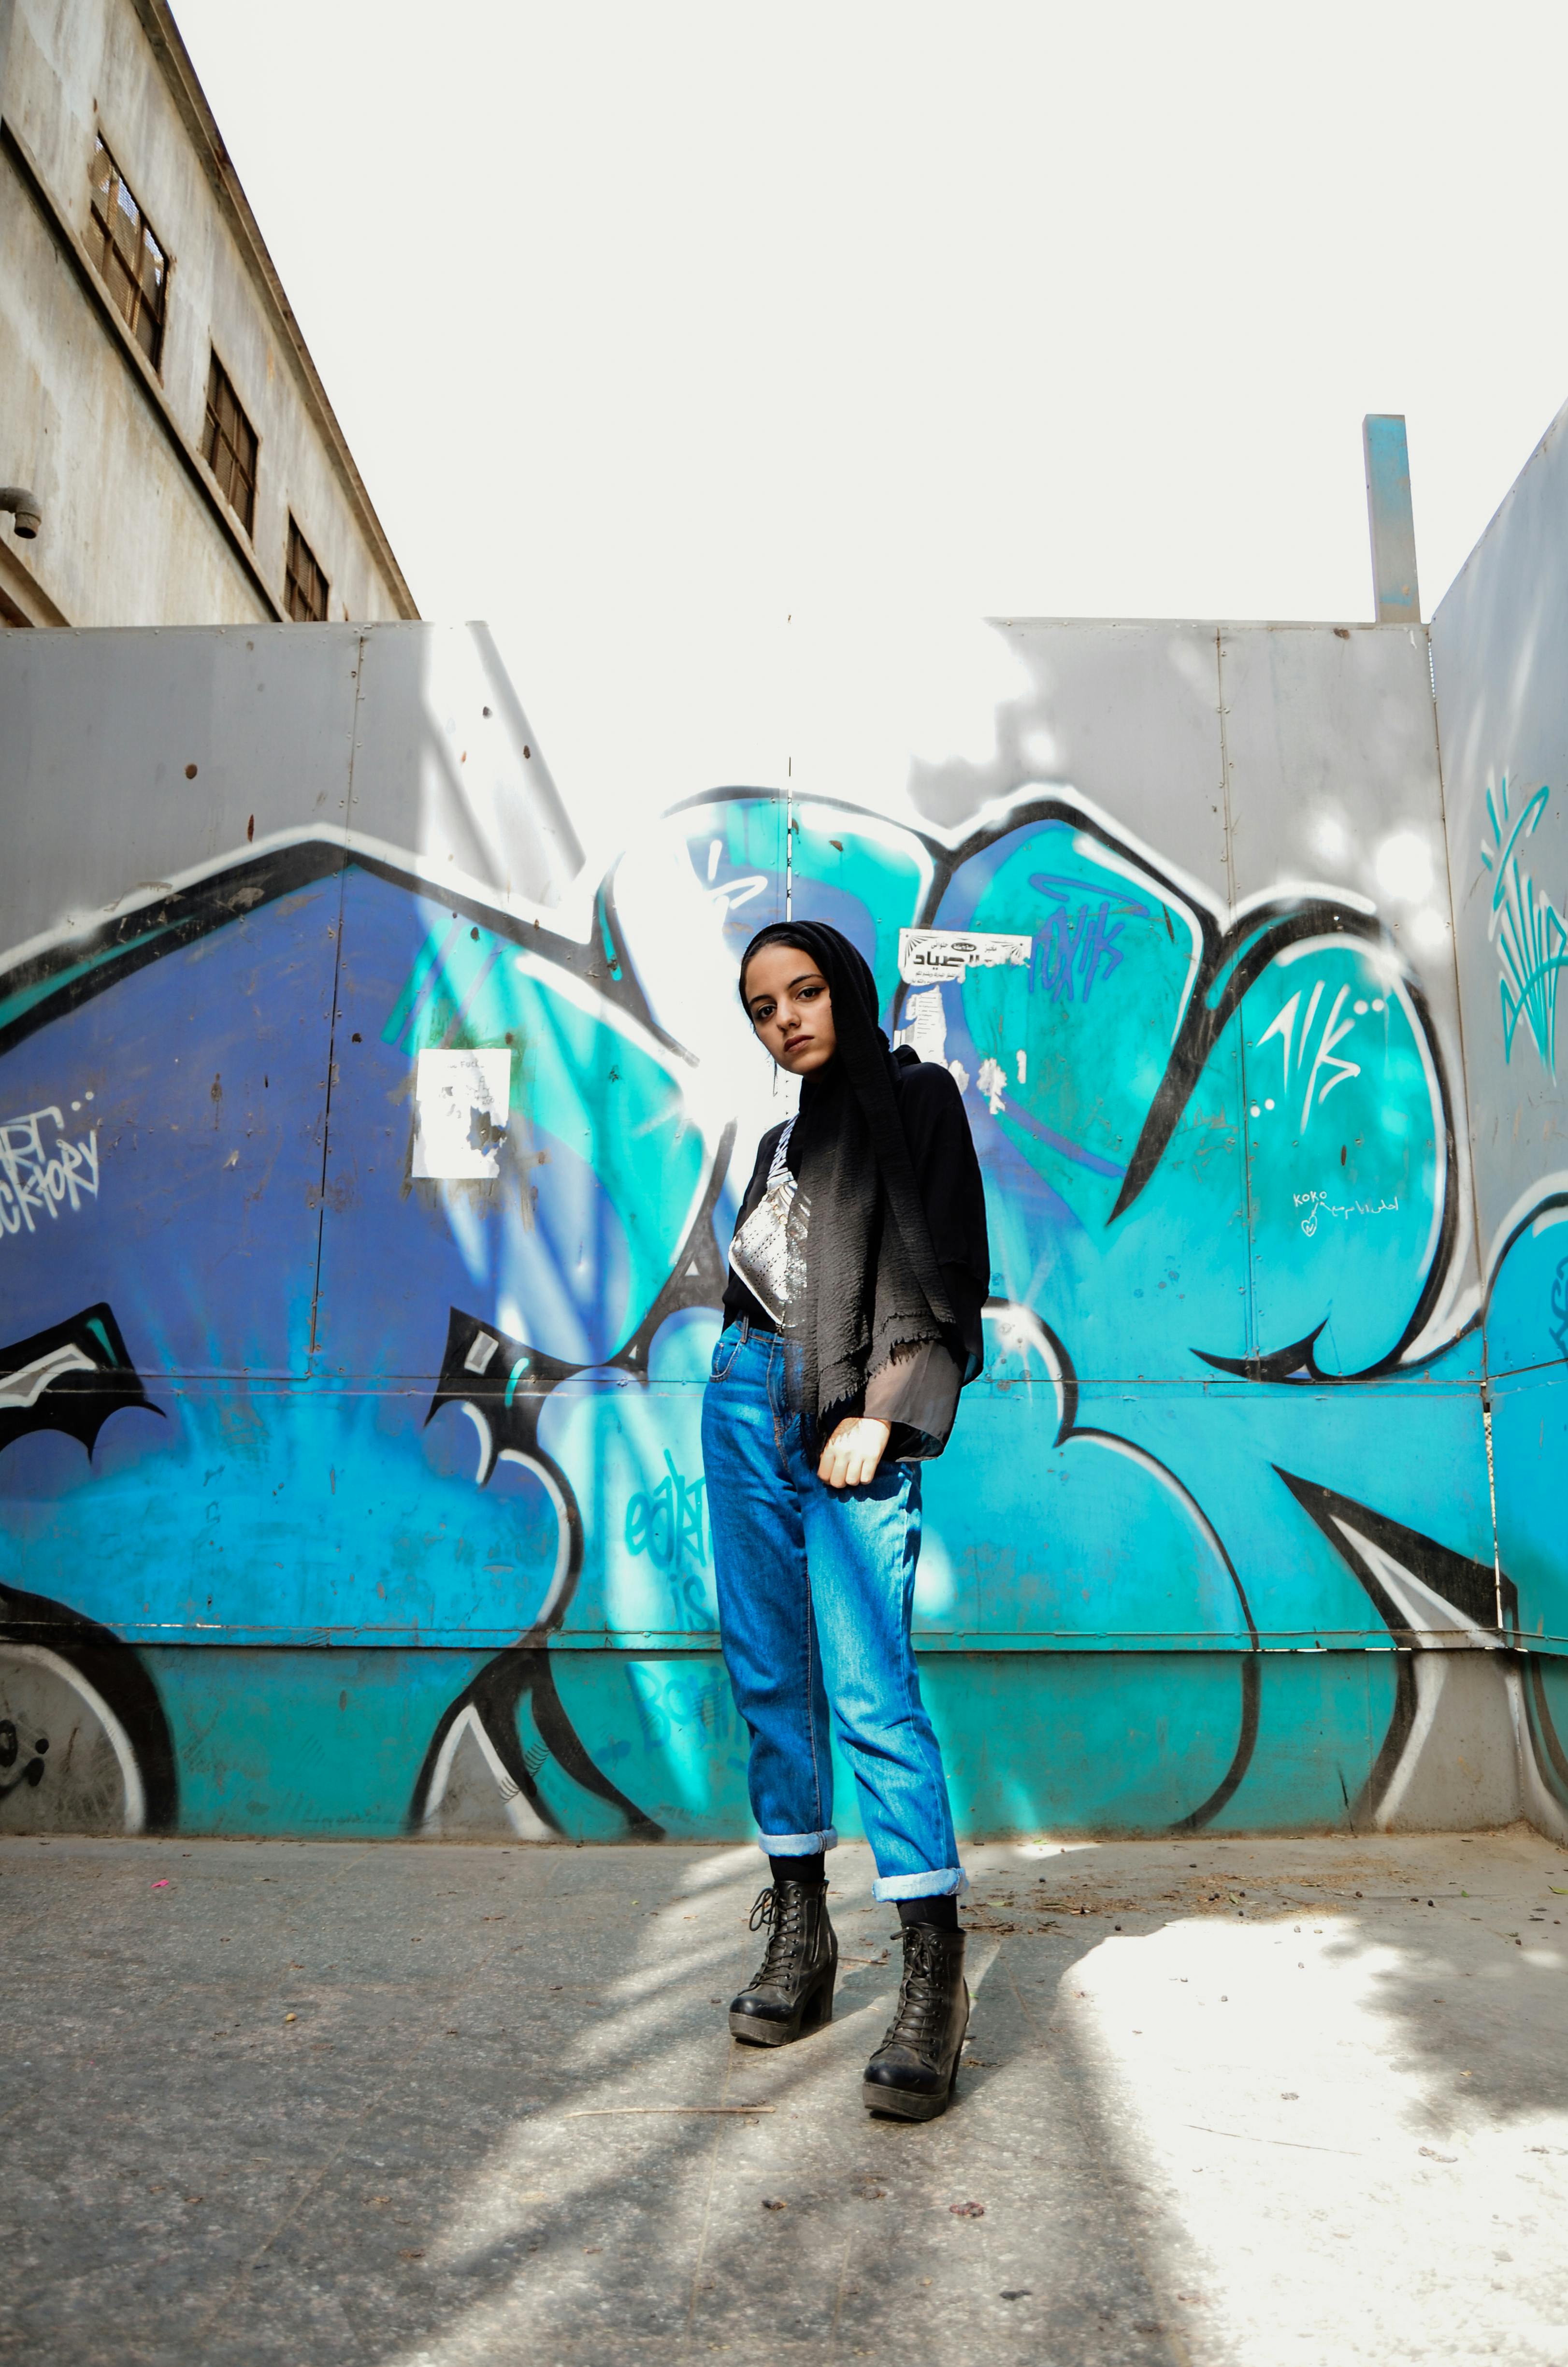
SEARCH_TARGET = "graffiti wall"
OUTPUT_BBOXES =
[1,603,1565,1844]
[1430,394,1568,1823]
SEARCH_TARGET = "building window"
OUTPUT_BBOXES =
[88,137,168,369]
[203,351,258,534]
[285,516,330,622]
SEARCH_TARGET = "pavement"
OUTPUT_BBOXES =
[3,1826,1567,2366]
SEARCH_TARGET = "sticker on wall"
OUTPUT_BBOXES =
[898,928,1031,985]
[411,1047,512,1179]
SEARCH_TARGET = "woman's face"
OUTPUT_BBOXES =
[742,943,838,1076]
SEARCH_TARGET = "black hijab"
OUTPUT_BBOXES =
[739,921,957,1429]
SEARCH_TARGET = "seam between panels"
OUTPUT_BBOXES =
[307,631,367,1367]
[1424,622,1501,1615]
[1217,626,1259,1368]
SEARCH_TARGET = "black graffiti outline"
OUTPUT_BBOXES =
[0,1580,178,1830]
[0,1303,159,1461]
[0,839,684,1067]
[1274,1467,1520,1827]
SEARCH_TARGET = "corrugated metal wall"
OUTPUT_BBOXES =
[1,598,1564,1841]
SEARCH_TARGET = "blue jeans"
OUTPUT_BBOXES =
[702,1319,965,1901]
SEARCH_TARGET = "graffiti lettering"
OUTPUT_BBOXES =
[625,1449,708,1577]
[1481,777,1568,1077]
[1258,982,1361,1130]
[1551,1255,1568,1362]
[625,1451,710,1625]
[1030,890,1127,1005]
[0,1104,100,1240]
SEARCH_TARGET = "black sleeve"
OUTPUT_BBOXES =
[894,1061,991,1387]
[863,1338,963,1451]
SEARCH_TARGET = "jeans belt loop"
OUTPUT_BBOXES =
[739,1315,751,1345]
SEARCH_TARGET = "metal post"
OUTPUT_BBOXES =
[1363,414,1421,626]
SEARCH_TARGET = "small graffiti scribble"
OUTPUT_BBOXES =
[0,1102,100,1240]
[1481,777,1568,1077]
[1295,1189,1401,1238]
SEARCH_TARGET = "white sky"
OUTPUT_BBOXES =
[174,0,1568,833]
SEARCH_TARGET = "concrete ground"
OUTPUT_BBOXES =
[3,1830,1567,2366]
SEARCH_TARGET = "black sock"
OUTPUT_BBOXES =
[769,1851,825,1889]
[897,1894,959,1933]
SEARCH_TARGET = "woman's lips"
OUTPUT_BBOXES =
[783,1036,814,1059]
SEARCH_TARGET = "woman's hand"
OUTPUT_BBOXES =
[816,1417,892,1489]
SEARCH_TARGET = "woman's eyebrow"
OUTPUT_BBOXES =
[746,970,823,1011]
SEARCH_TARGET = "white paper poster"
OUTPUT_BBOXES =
[897,928,1032,985]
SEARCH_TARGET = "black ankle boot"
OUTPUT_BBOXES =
[862,1923,968,2119]
[728,1879,837,2047]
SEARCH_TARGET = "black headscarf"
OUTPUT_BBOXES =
[738,921,957,1429]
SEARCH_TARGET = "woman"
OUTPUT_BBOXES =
[703,918,990,2121]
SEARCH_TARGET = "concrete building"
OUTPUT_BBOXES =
[0,0,416,629]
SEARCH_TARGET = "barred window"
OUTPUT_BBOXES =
[203,351,258,534]
[285,516,330,622]
[88,137,168,369]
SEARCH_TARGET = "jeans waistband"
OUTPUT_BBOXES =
[727,1314,778,1348]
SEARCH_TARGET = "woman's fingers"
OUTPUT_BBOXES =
[817,1418,890,1488]
[817,1424,849,1487]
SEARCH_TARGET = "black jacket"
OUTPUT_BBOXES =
[721,1047,990,1457]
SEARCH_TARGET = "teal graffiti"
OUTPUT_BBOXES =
[1482,777,1568,1076]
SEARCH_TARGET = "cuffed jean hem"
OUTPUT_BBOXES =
[872,1866,969,1901]
[758,1827,839,1855]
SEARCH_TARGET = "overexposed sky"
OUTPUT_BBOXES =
[175,0,1568,828]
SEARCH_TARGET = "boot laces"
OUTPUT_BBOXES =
[885,1924,949,2051]
[747,1884,812,1985]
